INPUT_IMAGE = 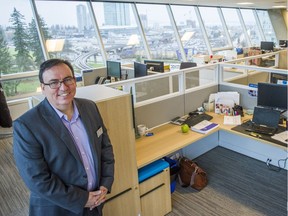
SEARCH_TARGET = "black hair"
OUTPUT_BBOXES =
[39,59,74,83]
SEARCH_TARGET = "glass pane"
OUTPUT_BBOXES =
[256,10,277,44]
[35,0,102,72]
[240,9,261,47]
[171,5,208,58]
[136,3,179,62]
[135,77,170,102]
[198,7,229,50]
[93,2,147,64]
[1,76,40,99]
[0,0,42,98]
[221,8,248,48]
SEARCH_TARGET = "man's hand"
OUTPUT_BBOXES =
[85,186,108,210]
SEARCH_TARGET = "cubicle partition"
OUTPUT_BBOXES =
[106,50,286,129]
[106,64,219,128]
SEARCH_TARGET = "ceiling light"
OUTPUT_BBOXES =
[237,2,254,5]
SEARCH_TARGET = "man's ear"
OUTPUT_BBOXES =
[40,83,45,91]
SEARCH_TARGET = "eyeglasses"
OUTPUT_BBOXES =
[42,76,75,89]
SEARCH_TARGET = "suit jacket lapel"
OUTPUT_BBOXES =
[40,99,82,162]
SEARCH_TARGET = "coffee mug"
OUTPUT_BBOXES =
[137,124,147,136]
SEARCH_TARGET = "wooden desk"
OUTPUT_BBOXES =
[136,113,243,168]
[136,112,286,169]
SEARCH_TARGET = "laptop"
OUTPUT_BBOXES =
[246,107,281,136]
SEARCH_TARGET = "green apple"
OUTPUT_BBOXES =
[181,124,190,133]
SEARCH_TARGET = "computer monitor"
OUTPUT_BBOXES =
[144,60,164,72]
[180,62,197,69]
[106,60,121,79]
[134,62,147,78]
[260,41,274,51]
[257,82,287,111]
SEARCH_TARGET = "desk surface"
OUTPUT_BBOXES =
[135,112,286,168]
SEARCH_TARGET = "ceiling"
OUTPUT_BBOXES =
[106,0,287,9]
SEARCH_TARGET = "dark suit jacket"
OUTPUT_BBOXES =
[13,98,114,216]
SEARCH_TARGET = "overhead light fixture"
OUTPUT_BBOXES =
[46,39,65,52]
[237,2,254,5]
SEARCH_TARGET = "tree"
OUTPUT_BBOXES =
[0,26,11,74]
[10,7,33,72]
[28,17,51,66]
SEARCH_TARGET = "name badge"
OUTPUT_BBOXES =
[97,127,103,137]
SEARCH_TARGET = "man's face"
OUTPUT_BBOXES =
[41,63,76,111]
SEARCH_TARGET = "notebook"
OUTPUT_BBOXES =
[246,107,281,136]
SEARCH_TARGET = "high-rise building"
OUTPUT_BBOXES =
[140,14,148,29]
[77,4,87,32]
[104,3,130,26]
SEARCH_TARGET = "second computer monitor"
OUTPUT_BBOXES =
[260,41,274,51]
[134,62,147,78]
[106,60,121,79]
[180,62,197,69]
[144,60,164,72]
[257,82,287,111]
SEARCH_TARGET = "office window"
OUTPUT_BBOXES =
[35,0,103,72]
[256,10,277,44]
[221,8,248,48]
[171,5,208,58]
[240,9,261,47]
[198,7,229,50]
[136,3,179,61]
[92,2,147,64]
[0,0,42,98]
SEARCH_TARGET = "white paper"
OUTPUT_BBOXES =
[223,115,242,125]
[271,131,288,144]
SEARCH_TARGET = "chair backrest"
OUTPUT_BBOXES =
[95,76,107,84]
[0,83,12,128]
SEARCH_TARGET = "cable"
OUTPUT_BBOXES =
[267,157,288,172]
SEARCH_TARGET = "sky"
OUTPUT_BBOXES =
[0,1,252,28]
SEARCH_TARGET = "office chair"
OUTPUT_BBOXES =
[180,62,197,70]
[95,76,107,84]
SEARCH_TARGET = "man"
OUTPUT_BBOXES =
[13,59,114,216]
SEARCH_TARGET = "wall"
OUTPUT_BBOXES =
[135,85,218,129]
[135,95,185,128]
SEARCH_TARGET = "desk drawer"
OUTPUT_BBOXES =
[139,167,169,197]
[139,167,172,216]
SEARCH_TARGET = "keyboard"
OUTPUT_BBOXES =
[184,113,213,127]
[245,124,277,136]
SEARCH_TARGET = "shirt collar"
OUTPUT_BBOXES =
[50,100,79,122]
